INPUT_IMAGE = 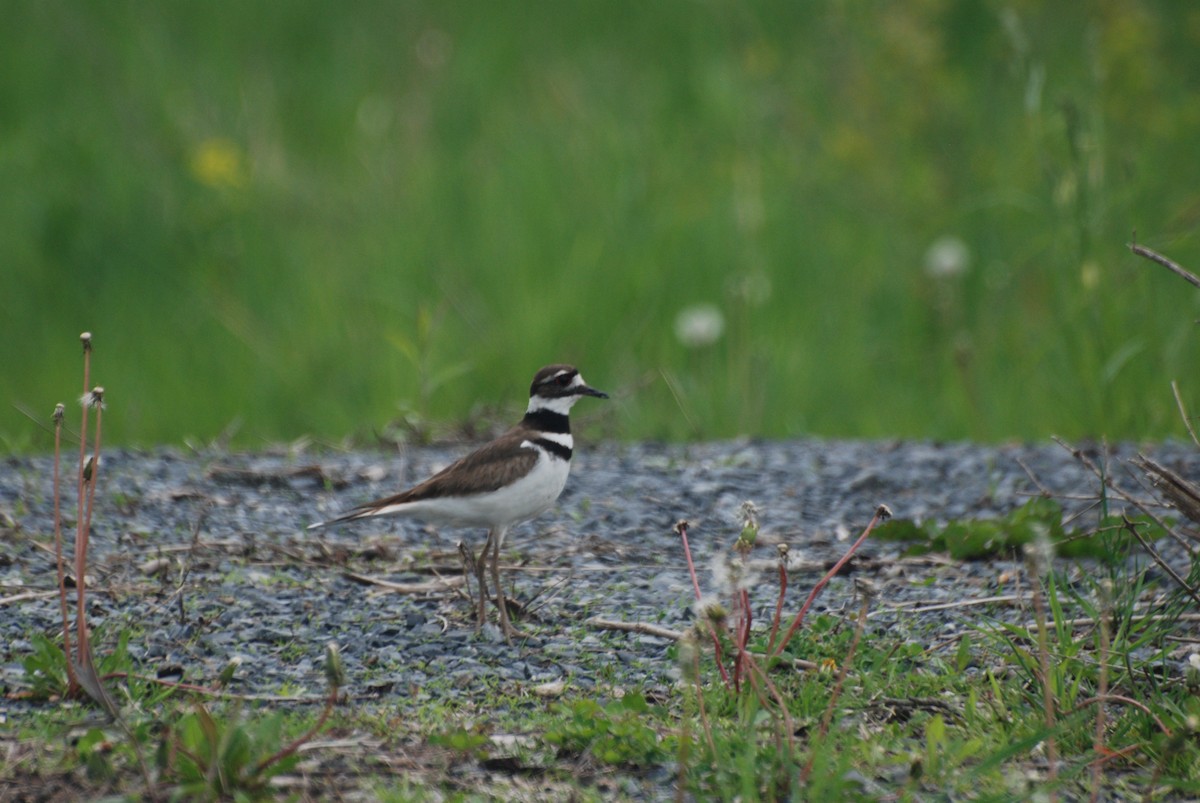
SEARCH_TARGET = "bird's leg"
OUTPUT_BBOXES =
[457,540,475,603]
[475,530,493,632]
[491,526,526,641]
[491,531,509,639]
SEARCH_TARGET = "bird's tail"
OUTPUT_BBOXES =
[306,506,374,531]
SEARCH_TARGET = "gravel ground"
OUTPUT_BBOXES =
[2,437,1199,796]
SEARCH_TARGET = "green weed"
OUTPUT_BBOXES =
[544,693,672,768]
[874,497,1170,561]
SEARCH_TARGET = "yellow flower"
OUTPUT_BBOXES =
[189,138,247,189]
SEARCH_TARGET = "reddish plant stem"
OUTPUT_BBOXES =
[766,560,788,654]
[803,590,872,783]
[733,587,753,690]
[51,406,77,692]
[76,395,102,667]
[772,506,887,658]
[742,651,794,751]
[705,622,732,688]
[740,588,752,650]
[676,521,703,601]
[675,521,732,687]
[691,648,717,758]
[73,344,91,668]
[252,686,338,776]
[100,672,220,695]
[1070,695,1171,737]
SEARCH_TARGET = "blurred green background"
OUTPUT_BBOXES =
[4,1,1200,451]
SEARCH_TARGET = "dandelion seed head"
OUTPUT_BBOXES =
[737,500,759,530]
[924,235,971,279]
[324,641,346,688]
[708,555,732,595]
[1024,524,1055,575]
[674,304,725,348]
[693,595,726,623]
[712,549,759,594]
[81,387,107,410]
[732,562,759,592]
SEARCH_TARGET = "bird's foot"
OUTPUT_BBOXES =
[495,593,530,642]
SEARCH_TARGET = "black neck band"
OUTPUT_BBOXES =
[524,408,571,434]
[534,437,573,461]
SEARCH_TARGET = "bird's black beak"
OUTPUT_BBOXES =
[579,384,609,399]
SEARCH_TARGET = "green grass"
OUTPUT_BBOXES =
[4,1,1200,451]
[11,565,1198,800]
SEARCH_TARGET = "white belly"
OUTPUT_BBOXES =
[392,451,571,528]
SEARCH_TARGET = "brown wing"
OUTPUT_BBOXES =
[363,431,539,507]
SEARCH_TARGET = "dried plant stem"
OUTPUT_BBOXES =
[739,587,751,651]
[587,617,684,640]
[586,617,821,670]
[803,588,872,784]
[1053,437,1200,605]
[675,707,690,803]
[1020,612,1200,630]
[101,672,334,703]
[1030,572,1058,796]
[1171,381,1200,449]
[1070,695,1171,737]
[1128,241,1200,291]
[1124,516,1200,605]
[1090,584,1112,803]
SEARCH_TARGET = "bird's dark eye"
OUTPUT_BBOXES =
[555,374,572,386]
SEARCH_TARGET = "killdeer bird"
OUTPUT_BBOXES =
[309,364,607,640]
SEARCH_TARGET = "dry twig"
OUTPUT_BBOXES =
[1171,381,1200,449]
[342,570,464,594]
[1052,437,1200,606]
[1128,241,1200,291]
